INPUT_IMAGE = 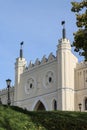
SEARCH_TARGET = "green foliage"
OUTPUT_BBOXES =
[0,105,87,130]
[71,0,87,60]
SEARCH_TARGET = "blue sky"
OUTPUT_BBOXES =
[0,0,82,89]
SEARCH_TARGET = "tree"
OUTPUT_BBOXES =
[71,0,87,61]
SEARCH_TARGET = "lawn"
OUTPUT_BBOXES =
[0,105,87,130]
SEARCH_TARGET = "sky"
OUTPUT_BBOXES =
[0,0,82,89]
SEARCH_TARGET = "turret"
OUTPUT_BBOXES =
[57,22,78,111]
[14,42,27,106]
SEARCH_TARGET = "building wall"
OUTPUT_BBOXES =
[0,37,87,112]
[57,38,78,111]
[0,87,14,105]
[14,54,58,110]
[14,38,78,111]
[75,62,87,111]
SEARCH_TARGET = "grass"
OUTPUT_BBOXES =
[0,105,87,130]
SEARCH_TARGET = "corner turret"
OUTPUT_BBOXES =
[14,42,27,106]
[57,22,78,111]
[57,21,71,53]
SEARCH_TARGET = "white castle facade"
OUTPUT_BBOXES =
[0,25,87,112]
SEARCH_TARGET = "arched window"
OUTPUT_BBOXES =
[0,98,2,104]
[53,99,57,110]
[85,98,87,110]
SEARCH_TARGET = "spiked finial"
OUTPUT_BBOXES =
[61,21,65,26]
[20,41,24,59]
[61,21,66,39]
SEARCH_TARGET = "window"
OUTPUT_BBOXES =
[86,70,87,73]
[49,77,52,83]
[85,98,87,110]
[86,78,87,82]
[53,100,57,110]
[30,83,33,88]
[0,98,2,104]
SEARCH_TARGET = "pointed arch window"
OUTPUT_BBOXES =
[0,98,2,105]
[85,98,87,110]
[53,99,57,110]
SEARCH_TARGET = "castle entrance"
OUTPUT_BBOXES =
[34,100,46,111]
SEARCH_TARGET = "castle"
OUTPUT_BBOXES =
[0,23,87,111]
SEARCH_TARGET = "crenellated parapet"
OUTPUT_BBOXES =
[24,53,56,71]
[76,61,87,70]
[0,87,14,95]
[28,61,34,68]
[0,88,8,95]
[58,38,71,50]
[41,55,47,64]
[48,53,56,62]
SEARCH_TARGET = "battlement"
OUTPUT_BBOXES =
[58,38,71,50]
[24,52,56,72]
[76,61,87,69]
[0,87,14,95]
[59,38,70,44]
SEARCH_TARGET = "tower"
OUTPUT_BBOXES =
[14,42,27,106]
[57,22,78,111]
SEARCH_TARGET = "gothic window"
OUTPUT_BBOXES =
[53,100,57,110]
[86,70,87,74]
[85,98,87,110]
[0,98,2,104]
[86,78,87,82]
